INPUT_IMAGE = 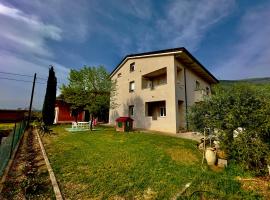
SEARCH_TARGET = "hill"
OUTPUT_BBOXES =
[220,77,270,85]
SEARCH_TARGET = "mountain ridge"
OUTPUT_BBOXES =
[220,77,270,84]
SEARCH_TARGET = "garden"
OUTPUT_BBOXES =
[1,128,54,199]
[2,67,269,199]
[40,125,263,199]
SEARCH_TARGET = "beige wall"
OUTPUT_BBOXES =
[109,54,214,133]
[174,59,212,130]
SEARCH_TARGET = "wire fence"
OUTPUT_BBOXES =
[0,120,27,177]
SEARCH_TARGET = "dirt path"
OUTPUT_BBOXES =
[237,177,270,199]
[0,128,54,199]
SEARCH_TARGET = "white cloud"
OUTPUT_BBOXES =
[0,2,70,109]
[0,50,69,109]
[128,0,152,19]
[156,0,235,50]
[0,3,62,57]
[213,3,270,79]
[0,3,62,41]
[7,0,90,42]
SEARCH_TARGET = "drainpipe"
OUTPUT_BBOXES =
[183,67,189,130]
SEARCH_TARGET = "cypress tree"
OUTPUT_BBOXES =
[42,66,57,125]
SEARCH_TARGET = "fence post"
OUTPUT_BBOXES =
[19,122,22,134]
[9,122,17,159]
[19,121,23,138]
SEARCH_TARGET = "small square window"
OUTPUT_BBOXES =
[160,107,166,117]
[129,105,134,116]
[129,81,135,92]
[118,73,122,78]
[130,62,135,72]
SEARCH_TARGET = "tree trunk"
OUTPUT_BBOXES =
[75,113,78,122]
[90,115,94,131]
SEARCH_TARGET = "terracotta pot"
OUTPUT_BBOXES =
[205,147,216,165]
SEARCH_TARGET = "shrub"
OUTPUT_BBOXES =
[231,132,269,175]
[188,83,270,174]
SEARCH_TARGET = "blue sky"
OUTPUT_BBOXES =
[0,0,270,109]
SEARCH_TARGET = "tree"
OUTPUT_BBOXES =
[42,66,57,125]
[61,66,116,130]
[188,83,270,174]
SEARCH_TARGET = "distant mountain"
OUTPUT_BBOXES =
[220,77,270,85]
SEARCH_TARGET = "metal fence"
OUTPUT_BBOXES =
[0,120,26,177]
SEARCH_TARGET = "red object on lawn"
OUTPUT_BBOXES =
[93,118,97,126]
[115,117,133,132]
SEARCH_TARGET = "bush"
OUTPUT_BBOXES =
[188,83,270,174]
[231,132,269,175]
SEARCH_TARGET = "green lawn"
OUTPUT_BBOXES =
[0,123,14,130]
[43,125,261,199]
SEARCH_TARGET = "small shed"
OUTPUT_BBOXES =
[54,100,85,124]
[115,117,133,132]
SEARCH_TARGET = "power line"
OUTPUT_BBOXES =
[0,71,50,81]
[0,70,67,85]
[0,77,46,84]
[0,71,34,78]
[0,77,65,85]
[36,76,47,80]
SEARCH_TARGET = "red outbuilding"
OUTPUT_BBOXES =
[54,100,87,124]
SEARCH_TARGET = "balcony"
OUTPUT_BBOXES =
[142,67,167,90]
[145,101,166,120]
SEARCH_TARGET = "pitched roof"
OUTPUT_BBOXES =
[115,117,134,122]
[110,47,219,84]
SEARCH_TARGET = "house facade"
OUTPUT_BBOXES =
[109,47,218,133]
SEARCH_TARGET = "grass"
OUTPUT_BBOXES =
[0,123,14,130]
[43,125,261,199]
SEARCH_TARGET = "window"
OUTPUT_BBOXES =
[129,105,134,116]
[160,107,166,117]
[206,87,210,95]
[130,62,135,72]
[117,73,122,78]
[148,80,153,90]
[129,81,135,92]
[195,80,200,90]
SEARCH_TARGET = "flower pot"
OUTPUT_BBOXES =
[205,147,216,166]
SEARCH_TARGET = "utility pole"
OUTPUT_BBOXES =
[27,73,36,128]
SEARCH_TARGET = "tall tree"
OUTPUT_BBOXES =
[42,66,57,125]
[61,66,116,130]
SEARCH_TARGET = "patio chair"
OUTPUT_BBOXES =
[72,122,78,129]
